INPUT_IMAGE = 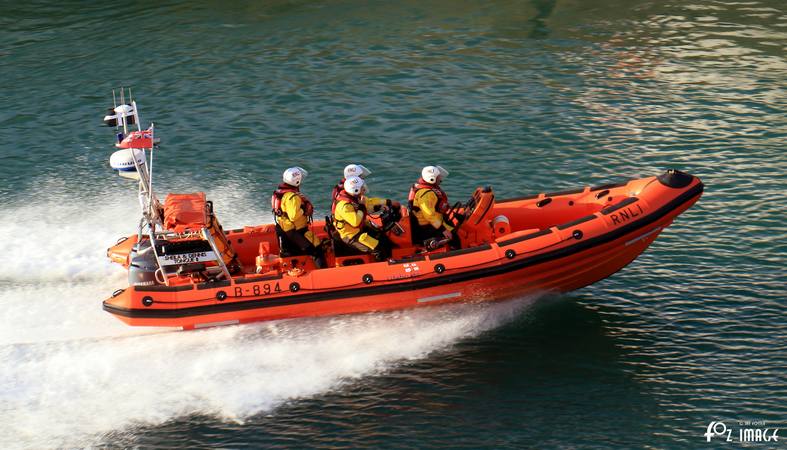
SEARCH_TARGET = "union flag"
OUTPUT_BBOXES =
[116,127,155,149]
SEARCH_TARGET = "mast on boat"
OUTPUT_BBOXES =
[103,89,234,285]
[104,87,162,232]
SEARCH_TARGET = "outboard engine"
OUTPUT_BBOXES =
[128,240,160,287]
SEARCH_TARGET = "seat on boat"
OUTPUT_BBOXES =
[407,205,456,250]
[324,215,365,257]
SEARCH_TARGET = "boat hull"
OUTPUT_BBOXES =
[103,171,703,329]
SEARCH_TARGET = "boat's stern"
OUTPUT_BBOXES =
[103,289,136,326]
[103,286,183,328]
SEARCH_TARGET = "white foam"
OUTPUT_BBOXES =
[0,182,265,344]
[0,184,535,448]
[0,300,532,449]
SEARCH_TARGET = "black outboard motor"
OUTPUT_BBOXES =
[128,240,160,287]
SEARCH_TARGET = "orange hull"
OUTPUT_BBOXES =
[103,170,703,329]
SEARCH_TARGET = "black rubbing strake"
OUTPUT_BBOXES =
[556,215,596,230]
[498,228,553,247]
[601,197,639,215]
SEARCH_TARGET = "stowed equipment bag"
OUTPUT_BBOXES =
[164,193,209,231]
[163,192,239,271]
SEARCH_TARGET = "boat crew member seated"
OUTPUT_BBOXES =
[271,166,326,268]
[334,164,400,223]
[331,163,372,202]
[331,176,395,262]
[408,165,459,249]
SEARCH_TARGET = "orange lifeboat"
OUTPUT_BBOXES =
[103,169,703,330]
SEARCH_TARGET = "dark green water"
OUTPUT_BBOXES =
[1,0,785,448]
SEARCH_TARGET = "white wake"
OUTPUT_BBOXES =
[0,183,534,449]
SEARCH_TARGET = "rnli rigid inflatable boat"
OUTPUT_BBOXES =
[101,92,703,329]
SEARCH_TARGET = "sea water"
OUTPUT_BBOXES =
[0,0,785,447]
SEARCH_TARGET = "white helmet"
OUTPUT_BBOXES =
[283,166,308,187]
[421,165,449,184]
[344,163,371,179]
[343,176,366,196]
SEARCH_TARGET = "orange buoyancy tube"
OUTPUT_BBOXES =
[408,178,449,213]
[271,183,314,218]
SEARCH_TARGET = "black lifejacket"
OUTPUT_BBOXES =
[271,183,314,218]
[331,189,366,227]
[408,178,449,213]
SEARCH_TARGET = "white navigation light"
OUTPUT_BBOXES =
[110,148,146,172]
[103,103,137,127]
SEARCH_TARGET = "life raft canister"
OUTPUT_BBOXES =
[271,183,314,218]
[408,178,449,213]
[163,192,209,232]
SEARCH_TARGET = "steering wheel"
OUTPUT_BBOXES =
[375,204,403,233]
